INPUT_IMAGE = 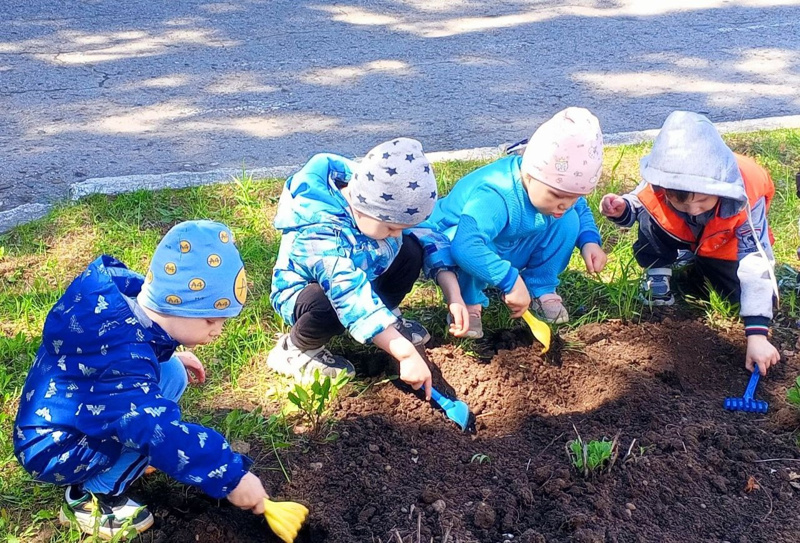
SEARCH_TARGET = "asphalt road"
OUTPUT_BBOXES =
[1,0,799,214]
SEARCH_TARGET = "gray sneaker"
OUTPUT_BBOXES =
[531,293,569,324]
[394,317,431,346]
[267,334,355,383]
[640,268,675,306]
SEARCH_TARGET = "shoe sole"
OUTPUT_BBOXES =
[638,296,675,307]
[59,508,154,540]
[530,310,568,325]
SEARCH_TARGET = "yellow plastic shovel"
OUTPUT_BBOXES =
[522,310,551,354]
[263,498,309,543]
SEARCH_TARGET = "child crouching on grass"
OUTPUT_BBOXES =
[600,111,780,375]
[268,138,470,399]
[14,220,269,539]
[419,107,608,338]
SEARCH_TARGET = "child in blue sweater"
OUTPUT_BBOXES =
[422,108,607,337]
[14,221,269,538]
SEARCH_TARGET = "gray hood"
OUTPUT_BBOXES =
[640,111,746,218]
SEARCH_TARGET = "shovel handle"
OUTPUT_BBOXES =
[427,386,453,409]
[744,365,761,401]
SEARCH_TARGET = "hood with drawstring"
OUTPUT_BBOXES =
[640,111,746,219]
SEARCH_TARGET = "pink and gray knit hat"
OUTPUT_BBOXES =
[520,107,604,195]
[349,138,437,225]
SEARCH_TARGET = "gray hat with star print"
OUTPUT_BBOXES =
[349,138,437,225]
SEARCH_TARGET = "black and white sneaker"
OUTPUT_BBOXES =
[59,485,154,539]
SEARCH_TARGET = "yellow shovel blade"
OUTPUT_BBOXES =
[263,498,309,543]
[522,310,551,354]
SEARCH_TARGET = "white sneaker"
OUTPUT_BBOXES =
[267,334,355,383]
[531,293,569,324]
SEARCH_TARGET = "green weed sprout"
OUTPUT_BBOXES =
[287,369,351,436]
[470,453,491,465]
[566,428,619,477]
[786,376,800,408]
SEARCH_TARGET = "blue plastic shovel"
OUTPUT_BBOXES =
[427,385,476,434]
[723,365,768,413]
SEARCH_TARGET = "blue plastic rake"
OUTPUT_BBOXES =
[723,366,768,413]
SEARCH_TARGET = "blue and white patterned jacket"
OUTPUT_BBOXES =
[270,153,455,343]
[14,256,251,499]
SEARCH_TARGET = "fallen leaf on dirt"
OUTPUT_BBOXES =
[745,476,760,493]
[788,471,800,481]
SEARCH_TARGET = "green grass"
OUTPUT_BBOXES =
[2,129,800,540]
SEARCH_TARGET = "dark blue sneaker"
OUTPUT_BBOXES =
[393,317,431,346]
[640,268,674,306]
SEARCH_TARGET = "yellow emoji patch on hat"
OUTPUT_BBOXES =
[180,240,191,253]
[219,230,230,243]
[207,254,221,268]
[189,278,206,291]
[164,262,177,275]
[214,298,231,310]
[145,270,153,283]
[234,267,247,305]
[165,295,182,305]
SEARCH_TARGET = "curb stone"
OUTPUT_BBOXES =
[2,114,800,233]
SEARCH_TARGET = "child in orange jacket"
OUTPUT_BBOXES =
[601,111,779,375]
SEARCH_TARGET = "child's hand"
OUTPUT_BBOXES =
[175,351,206,384]
[447,300,471,337]
[745,335,780,376]
[399,352,433,400]
[227,472,269,515]
[372,327,433,399]
[436,271,470,336]
[581,243,608,273]
[600,194,627,218]
[503,276,531,319]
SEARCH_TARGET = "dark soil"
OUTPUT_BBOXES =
[138,318,800,543]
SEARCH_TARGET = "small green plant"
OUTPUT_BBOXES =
[287,369,351,435]
[786,375,800,408]
[470,453,491,465]
[686,280,740,329]
[567,428,619,477]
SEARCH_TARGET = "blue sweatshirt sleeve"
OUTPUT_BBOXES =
[450,187,519,293]
[93,349,250,499]
[404,226,456,279]
[573,197,603,248]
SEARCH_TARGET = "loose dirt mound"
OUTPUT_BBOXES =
[141,319,800,542]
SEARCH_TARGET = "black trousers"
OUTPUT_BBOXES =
[290,235,424,351]
[634,212,740,301]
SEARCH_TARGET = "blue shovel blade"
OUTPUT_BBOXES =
[429,387,477,434]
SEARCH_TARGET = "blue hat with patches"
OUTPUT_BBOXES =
[139,220,247,318]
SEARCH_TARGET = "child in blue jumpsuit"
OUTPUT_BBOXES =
[422,107,607,337]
